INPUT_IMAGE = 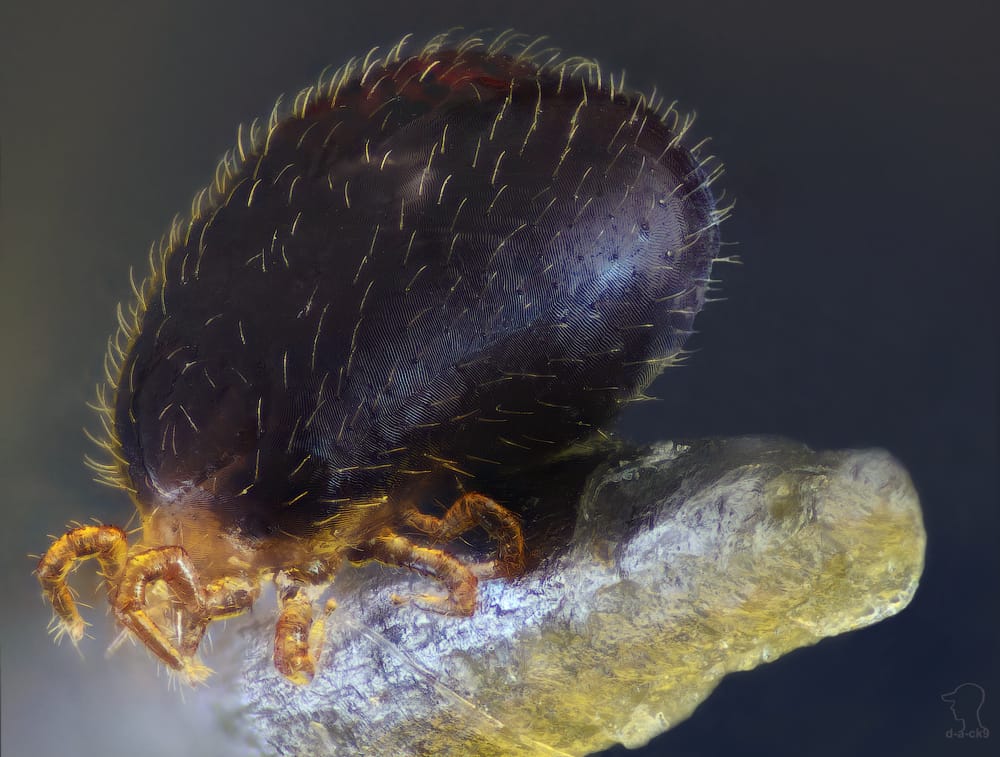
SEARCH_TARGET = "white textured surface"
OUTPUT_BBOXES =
[239,437,926,756]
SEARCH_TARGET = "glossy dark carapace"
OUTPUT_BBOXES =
[37,31,728,684]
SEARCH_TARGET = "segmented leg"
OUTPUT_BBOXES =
[405,491,526,577]
[273,572,336,685]
[113,546,212,682]
[361,530,479,616]
[204,575,261,620]
[36,525,128,643]
[38,527,258,683]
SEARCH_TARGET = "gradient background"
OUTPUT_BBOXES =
[2,1,996,755]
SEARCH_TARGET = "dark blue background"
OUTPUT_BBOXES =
[2,2,996,755]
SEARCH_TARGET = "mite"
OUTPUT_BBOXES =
[37,31,727,685]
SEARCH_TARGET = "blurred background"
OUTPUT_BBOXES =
[2,1,996,755]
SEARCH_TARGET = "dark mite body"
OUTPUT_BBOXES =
[37,33,725,684]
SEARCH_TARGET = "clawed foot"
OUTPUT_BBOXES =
[37,528,258,684]
[37,490,524,686]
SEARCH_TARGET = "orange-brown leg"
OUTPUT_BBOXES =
[104,573,260,665]
[204,575,261,621]
[273,572,336,685]
[404,491,526,577]
[36,525,128,644]
[360,530,479,616]
[113,546,212,683]
[39,528,257,683]
[115,567,257,682]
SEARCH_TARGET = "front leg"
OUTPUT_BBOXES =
[113,550,260,683]
[36,524,128,644]
[113,546,212,683]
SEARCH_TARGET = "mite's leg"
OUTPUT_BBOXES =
[273,571,336,685]
[204,575,261,621]
[36,525,128,643]
[404,492,526,577]
[359,530,479,616]
[113,546,211,683]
